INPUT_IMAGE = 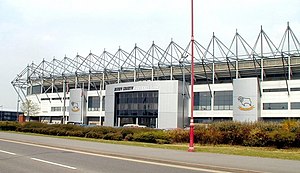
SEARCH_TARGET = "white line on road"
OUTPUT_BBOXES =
[0,138,233,173]
[0,149,16,155]
[31,157,77,170]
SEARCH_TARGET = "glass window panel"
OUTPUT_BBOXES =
[102,96,105,111]
[115,91,158,117]
[291,102,300,109]
[32,85,41,94]
[214,91,233,110]
[263,103,288,110]
[194,92,211,110]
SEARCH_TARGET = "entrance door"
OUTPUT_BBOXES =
[138,117,156,128]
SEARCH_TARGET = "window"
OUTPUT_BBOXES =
[194,92,211,110]
[32,85,41,94]
[263,103,288,110]
[51,107,62,112]
[214,91,233,110]
[115,91,158,117]
[88,96,100,111]
[291,88,300,91]
[291,102,300,109]
[263,88,288,92]
[102,96,105,111]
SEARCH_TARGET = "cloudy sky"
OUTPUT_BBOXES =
[0,0,299,110]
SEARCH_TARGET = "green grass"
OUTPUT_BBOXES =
[6,131,300,161]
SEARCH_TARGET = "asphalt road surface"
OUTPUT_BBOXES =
[1,132,300,173]
[0,138,226,173]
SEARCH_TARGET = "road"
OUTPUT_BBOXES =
[0,132,300,173]
[0,139,219,173]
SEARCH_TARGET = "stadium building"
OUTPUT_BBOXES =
[11,23,300,129]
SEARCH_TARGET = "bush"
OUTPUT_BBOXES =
[198,127,223,145]
[243,128,269,147]
[85,131,103,139]
[66,130,85,137]
[210,121,250,145]
[103,132,123,141]
[124,134,134,141]
[269,130,296,149]
[0,121,19,131]
[1,121,300,148]
[293,128,300,147]
[282,120,300,132]
[168,129,189,143]
[133,131,171,144]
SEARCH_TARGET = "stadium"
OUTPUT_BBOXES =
[11,23,300,129]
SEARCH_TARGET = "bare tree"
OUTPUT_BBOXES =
[20,100,40,118]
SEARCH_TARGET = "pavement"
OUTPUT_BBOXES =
[0,131,299,173]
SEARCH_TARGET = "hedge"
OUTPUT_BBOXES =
[0,120,299,148]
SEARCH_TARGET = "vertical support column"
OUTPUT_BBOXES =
[136,117,139,125]
[212,32,215,84]
[41,78,43,94]
[287,22,291,80]
[151,68,154,81]
[134,69,136,82]
[211,90,214,112]
[261,58,264,81]
[102,72,105,89]
[62,79,66,124]
[117,71,120,83]
[88,73,91,91]
[288,55,291,80]
[51,78,54,93]
[170,66,173,80]
[134,43,137,82]
[235,30,239,79]
[75,76,78,89]
[117,117,121,127]
[260,26,264,81]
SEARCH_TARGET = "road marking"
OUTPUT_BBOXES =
[0,149,16,155]
[0,138,240,173]
[31,157,77,170]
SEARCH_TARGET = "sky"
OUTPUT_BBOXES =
[0,0,299,110]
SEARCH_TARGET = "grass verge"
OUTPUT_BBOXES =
[4,131,300,161]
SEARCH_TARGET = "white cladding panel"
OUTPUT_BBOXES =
[233,78,260,122]
[69,88,87,123]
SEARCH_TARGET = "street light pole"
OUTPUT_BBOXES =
[188,0,195,152]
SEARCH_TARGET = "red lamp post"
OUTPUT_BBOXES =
[188,0,195,152]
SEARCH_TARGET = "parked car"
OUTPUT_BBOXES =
[123,124,147,128]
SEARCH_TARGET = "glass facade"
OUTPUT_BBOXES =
[88,96,100,111]
[51,107,62,112]
[115,91,158,127]
[291,88,300,91]
[115,91,158,117]
[214,91,233,110]
[194,92,211,110]
[291,102,300,109]
[263,103,288,110]
[32,85,41,94]
[0,111,19,121]
[263,88,288,92]
[102,96,105,111]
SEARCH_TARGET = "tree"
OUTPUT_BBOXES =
[21,100,40,117]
